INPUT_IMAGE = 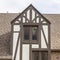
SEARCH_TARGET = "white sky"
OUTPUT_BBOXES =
[0,0,60,13]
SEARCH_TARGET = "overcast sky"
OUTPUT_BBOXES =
[0,0,60,13]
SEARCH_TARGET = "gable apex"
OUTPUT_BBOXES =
[11,4,51,24]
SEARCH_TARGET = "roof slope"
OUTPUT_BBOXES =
[43,14,60,49]
[0,13,19,56]
[0,13,60,56]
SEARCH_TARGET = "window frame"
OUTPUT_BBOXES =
[23,25,39,43]
[32,51,48,60]
[31,26,38,40]
[23,25,30,40]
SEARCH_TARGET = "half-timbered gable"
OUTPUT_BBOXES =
[11,4,51,60]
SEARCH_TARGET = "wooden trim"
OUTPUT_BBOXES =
[51,49,60,52]
[38,18,41,48]
[13,23,20,25]
[11,24,13,55]
[32,16,39,21]
[23,16,29,21]
[32,48,48,51]
[39,52,41,60]
[23,23,39,25]
[20,23,23,60]
[13,31,20,33]
[42,23,49,25]
[30,44,32,60]
[48,24,51,60]
[30,8,32,22]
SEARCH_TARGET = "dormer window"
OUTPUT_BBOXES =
[23,25,38,41]
[32,26,38,40]
[11,5,51,60]
[24,26,30,40]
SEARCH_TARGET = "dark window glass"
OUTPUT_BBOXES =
[41,52,48,60]
[32,27,38,40]
[24,26,30,40]
[33,52,48,60]
[33,52,39,60]
[24,25,38,40]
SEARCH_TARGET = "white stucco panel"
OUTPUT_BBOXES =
[13,25,20,31]
[22,44,30,60]
[41,30,47,48]
[32,44,39,48]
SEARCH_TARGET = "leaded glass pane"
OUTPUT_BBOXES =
[32,27,38,40]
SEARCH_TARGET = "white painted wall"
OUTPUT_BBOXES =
[22,44,30,60]
[41,30,47,48]
[13,33,19,59]
[27,10,30,20]
[32,44,39,48]
[41,25,48,48]
[36,17,39,23]
[15,21,19,23]
[23,17,25,23]
[43,25,48,43]
[12,25,21,60]
[13,25,20,31]
[15,39,20,60]
[32,9,35,20]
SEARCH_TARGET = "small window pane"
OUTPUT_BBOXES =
[32,27,38,40]
[33,52,39,60]
[24,26,30,40]
[41,52,48,60]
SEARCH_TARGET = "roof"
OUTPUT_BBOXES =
[0,13,60,56]
[0,13,19,56]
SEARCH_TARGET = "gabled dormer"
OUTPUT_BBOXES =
[11,4,51,60]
